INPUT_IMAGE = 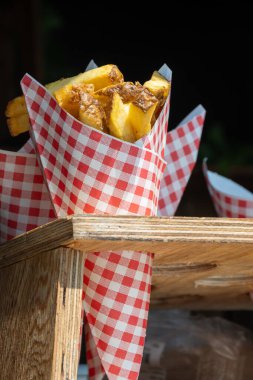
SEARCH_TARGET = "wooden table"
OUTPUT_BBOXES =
[1,216,253,379]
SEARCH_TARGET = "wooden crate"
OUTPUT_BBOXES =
[0,216,253,379]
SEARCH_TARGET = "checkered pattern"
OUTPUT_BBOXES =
[203,159,253,218]
[19,138,35,154]
[138,97,169,159]
[20,73,169,380]
[158,105,206,216]
[0,150,56,243]
[85,315,105,380]
[83,251,153,380]
[21,74,166,218]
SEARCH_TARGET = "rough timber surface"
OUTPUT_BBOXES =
[1,215,253,309]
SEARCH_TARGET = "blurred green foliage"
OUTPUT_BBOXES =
[199,122,253,174]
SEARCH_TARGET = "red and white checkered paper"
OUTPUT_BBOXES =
[83,250,153,379]
[0,150,56,243]
[20,68,169,380]
[19,138,35,154]
[16,103,206,221]
[158,105,206,216]
[0,59,206,379]
[203,159,253,218]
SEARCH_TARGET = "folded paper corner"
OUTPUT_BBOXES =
[159,63,172,81]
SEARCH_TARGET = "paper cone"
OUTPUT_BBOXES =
[203,159,253,218]
[0,150,56,243]
[85,316,105,379]
[19,138,35,154]
[83,250,153,379]
[21,67,169,379]
[158,105,206,216]
[0,58,206,379]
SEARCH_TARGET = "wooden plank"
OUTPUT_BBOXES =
[52,248,85,380]
[1,216,253,269]
[150,289,253,310]
[1,215,253,310]
[151,267,253,310]
[71,215,253,244]
[0,218,73,268]
[151,238,253,310]
[0,247,85,380]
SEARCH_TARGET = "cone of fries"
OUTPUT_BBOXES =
[1,60,206,379]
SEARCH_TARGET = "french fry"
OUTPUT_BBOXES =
[108,86,158,141]
[5,96,29,137]
[144,71,170,108]
[79,104,105,132]
[5,64,169,142]
[5,96,27,118]
[54,64,124,104]
[7,114,30,137]
[55,83,94,119]
[45,76,75,93]
[94,82,141,122]
[95,82,142,103]
[79,92,106,132]
[5,65,123,136]
[108,93,135,142]
[128,89,158,140]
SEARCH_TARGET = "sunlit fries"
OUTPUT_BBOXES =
[79,92,106,133]
[109,93,135,142]
[144,71,170,107]
[5,64,170,142]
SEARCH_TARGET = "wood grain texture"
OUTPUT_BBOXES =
[52,248,85,380]
[0,218,73,269]
[71,216,253,244]
[1,215,253,310]
[151,240,253,310]
[1,216,253,269]
[0,247,85,380]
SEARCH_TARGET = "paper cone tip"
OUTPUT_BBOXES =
[159,63,172,81]
[85,59,98,71]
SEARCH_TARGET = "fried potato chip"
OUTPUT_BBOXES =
[7,114,30,137]
[5,64,169,142]
[108,93,135,142]
[5,96,27,118]
[54,83,94,119]
[128,89,158,140]
[79,92,106,132]
[5,65,124,136]
[144,71,170,108]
